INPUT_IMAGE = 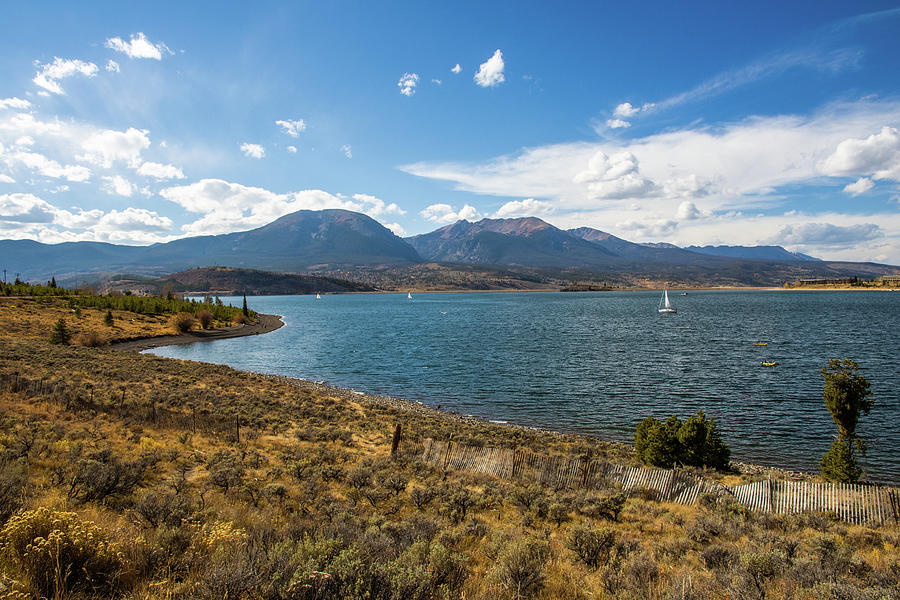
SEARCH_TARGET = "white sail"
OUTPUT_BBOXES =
[316,292,321,299]
[658,288,676,313]
[407,292,412,300]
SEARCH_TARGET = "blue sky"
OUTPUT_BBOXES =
[1,1,900,264]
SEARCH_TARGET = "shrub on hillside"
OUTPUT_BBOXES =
[566,524,618,569]
[197,309,214,329]
[491,537,550,600]
[171,312,196,334]
[0,507,123,598]
[233,313,250,325]
[74,329,108,347]
[634,410,730,469]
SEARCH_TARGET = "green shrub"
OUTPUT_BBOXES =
[492,537,550,599]
[104,309,114,326]
[566,524,618,569]
[634,410,730,469]
[0,507,123,598]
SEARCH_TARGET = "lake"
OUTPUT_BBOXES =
[147,290,900,483]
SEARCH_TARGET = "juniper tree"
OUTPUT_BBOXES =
[49,318,71,345]
[820,359,875,483]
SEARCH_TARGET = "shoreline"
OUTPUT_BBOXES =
[109,313,284,352]
[112,311,824,483]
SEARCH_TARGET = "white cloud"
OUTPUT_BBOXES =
[79,127,150,168]
[474,49,505,88]
[32,57,99,95]
[106,60,120,72]
[275,119,307,137]
[350,193,405,217]
[495,198,555,218]
[0,193,57,223]
[843,177,875,196]
[384,222,406,237]
[341,144,352,158]
[7,151,91,182]
[0,98,31,110]
[675,201,703,221]
[820,126,900,181]
[287,145,297,153]
[451,64,462,74]
[14,136,34,147]
[136,161,185,179]
[420,203,481,224]
[398,73,419,96]
[606,119,631,129]
[771,222,882,247]
[0,174,14,183]
[572,151,656,199]
[101,175,135,197]
[105,32,171,60]
[432,79,442,85]
[614,102,640,118]
[240,143,265,159]
[617,218,679,238]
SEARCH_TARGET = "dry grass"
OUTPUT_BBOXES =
[0,299,898,599]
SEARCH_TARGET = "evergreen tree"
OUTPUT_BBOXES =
[104,310,114,326]
[242,295,249,317]
[49,318,71,345]
[820,359,875,483]
[50,276,57,288]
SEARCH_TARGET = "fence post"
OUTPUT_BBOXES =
[390,423,402,457]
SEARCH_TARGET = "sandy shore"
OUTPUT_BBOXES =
[109,313,284,352]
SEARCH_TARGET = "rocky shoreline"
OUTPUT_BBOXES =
[109,313,284,352]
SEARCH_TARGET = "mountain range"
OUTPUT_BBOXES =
[1,209,896,288]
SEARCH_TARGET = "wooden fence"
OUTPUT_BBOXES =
[421,438,900,527]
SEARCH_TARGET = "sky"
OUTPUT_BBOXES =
[1,1,900,263]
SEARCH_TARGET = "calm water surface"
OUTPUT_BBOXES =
[148,291,900,483]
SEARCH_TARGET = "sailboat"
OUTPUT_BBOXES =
[407,292,412,300]
[316,292,321,300]
[658,288,677,314]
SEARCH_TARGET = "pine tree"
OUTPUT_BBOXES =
[242,295,249,317]
[49,318,71,345]
[820,359,875,483]
[104,310,114,326]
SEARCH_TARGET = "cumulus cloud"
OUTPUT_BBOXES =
[0,174,14,183]
[820,126,900,181]
[275,119,307,137]
[32,57,98,95]
[495,198,555,218]
[351,193,405,217]
[0,98,31,110]
[614,102,640,118]
[573,151,656,200]
[101,175,135,197]
[106,60,120,72]
[240,143,265,159]
[663,174,716,198]
[384,222,406,237]
[398,73,419,96]
[451,64,462,74]
[617,218,678,238]
[0,193,57,224]
[675,201,703,220]
[606,119,631,129]
[7,151,91,182]
[79,127,150,168]
[474,49,505,88]
[136,161,185,179]
[843,177,874,196]
[341,144,352,158]
[160,178,405,236]
[772,222,881,246]
[420,203,481,224]
[105,32,171,60]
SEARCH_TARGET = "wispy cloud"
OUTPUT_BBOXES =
[105,32,172,60]
[32,57,98,95]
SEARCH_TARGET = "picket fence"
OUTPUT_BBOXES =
[420,438,900,527]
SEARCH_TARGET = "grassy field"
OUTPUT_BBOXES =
[0,294,898,599]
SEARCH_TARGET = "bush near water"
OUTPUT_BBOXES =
[634,410,731,470]
[0,286,897,599]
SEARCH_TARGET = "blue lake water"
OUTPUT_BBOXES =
[147,290,900,483]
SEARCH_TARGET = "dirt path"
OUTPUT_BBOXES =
[110,313,284,352]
